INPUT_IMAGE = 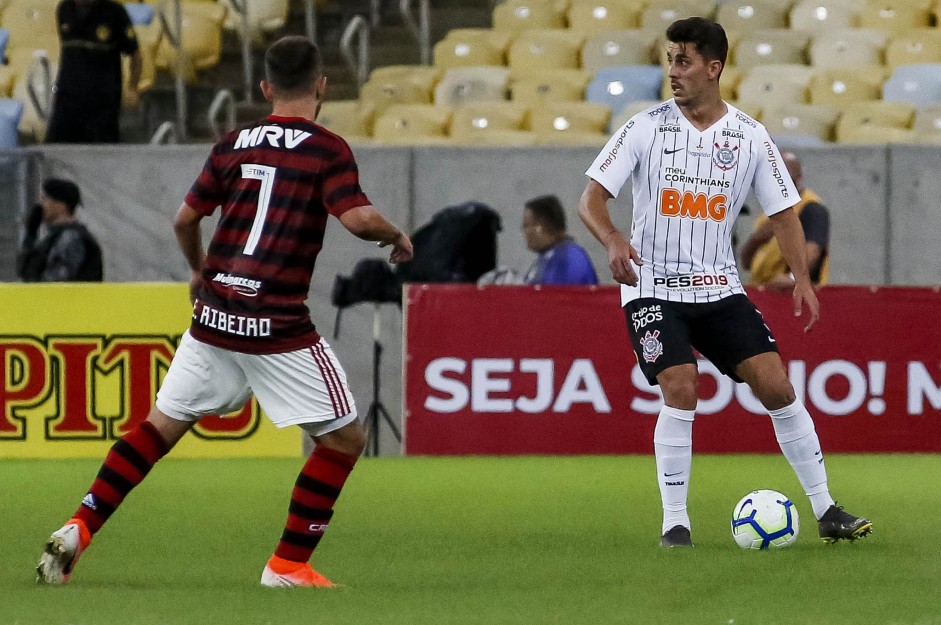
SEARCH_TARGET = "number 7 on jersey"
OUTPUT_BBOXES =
[241,164,277,256]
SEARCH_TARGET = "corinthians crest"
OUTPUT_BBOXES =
[641,330,663,363]
[713,140,739,170]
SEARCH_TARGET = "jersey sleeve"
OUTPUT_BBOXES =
[321,138,371,217]
[116,5,140,55]
[799,202,830,247]
[584,117,643,198]
[184,145,225,215]
[751,128,800,216]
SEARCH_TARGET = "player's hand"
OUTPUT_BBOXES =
[380,231,413,264]
[605,231,642,286]
[124,87,140,108]
[25,203,44,238]
[792,280,819,332]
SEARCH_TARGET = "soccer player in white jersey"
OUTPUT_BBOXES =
[579,17,872,548]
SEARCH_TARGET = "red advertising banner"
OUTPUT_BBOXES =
[404,285,941,455]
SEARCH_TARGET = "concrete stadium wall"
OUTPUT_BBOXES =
[1,143,938,453]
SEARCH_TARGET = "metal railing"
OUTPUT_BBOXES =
[227,0,255,105]
[400,0,430,66]
[340,15,370,89]
[207,89,236,141]
[157,0,187,140]
[26,52,54,122]
[149,121,179,144]
[304,0,317,43]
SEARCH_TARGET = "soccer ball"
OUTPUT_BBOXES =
[731,489,800,550]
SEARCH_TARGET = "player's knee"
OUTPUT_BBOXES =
[659,373,699,410]
[757,377,796,410]
[317,420,367,457]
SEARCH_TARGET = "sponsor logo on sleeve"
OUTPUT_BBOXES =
[764,141,791,197]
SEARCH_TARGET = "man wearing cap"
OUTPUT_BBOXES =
[16,178,103,282]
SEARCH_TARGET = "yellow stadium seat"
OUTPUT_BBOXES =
[885,30,941,69]
[456,129,540,146]
[737,64,815,106]
[733,29,810,70]
[859,0,932,33]
[219,0,289,40]
[835,100,915,142]
[450,101,529,143]
[11,53,56,142]
[912,103,941,136]
[567,0,642,33]
[528,101,611,142]
[730,100,762,120]
[0,66,14,97]
[508,29,583,71]
[760,103,840,141]
[0,0,58,37]
[808,66,888,108]
[640,0,718,33]
[789,0,860,34]
[433,66,510,106]
[125,23,161,94]
[433,29,509,69]
[156,1,226,78]
[372,104,452,144]
[717,0,791,33]
[510,68,590,104]
[608,99,661,130]
[317,100,376,139]
[581,29,657,72]
[361,65,439,109]
[492,0,568,32]
[808,29,887,68]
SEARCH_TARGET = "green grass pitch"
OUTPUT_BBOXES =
[3,454,939,625]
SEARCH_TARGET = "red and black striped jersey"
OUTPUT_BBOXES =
[184,115,370,354]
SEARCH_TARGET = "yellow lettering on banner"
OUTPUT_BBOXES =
[0,283,297,458]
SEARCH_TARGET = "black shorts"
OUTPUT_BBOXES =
[624,294,779,386]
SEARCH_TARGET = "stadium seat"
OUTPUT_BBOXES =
[449,101,529,143]
[0,27,9,60]
[126,23,161,94]
[507,29,583,72]
[608,98,661,131]
[737,64,815,107]
[789,0,860,34]
[581,29,658,73]
[124,3,155,26]
[858,0,932,33]
[586,65,662,117]
[5,35,61,80]
[809,29,886,69]
[156,2,227,78]
[529,101,611,145]
[0,66,13,97]
[0,97,23,148]
[808,66,887,108]
[0,0,58,37]
[882,73,941,106]
[733,29,810,70]
[885,30,941,69]
[510,68,590,104]
[760,103,839,141]
[317,100,376,140]
[219,0,289,40]
[716,0,790,33]
[360,66,439,109]
[567,0,642,33]
[372,104,452,144]
[492,0,568,32]
[835,100,915,143]
[433,29,509,70]
[11,53,56,142]
[433,66,509,107]
[640,0,718,33]
[911,103,941,140]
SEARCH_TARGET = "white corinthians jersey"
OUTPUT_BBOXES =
[586,100,799,305]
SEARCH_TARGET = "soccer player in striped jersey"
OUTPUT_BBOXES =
[579,17,872,548]
[37,36,413,587]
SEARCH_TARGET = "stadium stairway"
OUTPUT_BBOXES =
[130,0,491,143]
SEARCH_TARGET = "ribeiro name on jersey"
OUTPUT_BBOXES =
[586,100,799,305]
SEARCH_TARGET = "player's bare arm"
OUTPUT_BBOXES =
[578,179,642,286]
[172,203,206,302]
[769,207,819,332]
[339,204,414,263]
[126,50,143,106]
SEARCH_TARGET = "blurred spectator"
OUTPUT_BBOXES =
[741,151,830,290]
[17,178,103,281]
[46,0,141,143]
[522,195,598,285]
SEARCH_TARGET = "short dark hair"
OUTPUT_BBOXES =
[264,36,322,95]
[666,17,728,67]
[525,195,567,233]
[42,178,81,215]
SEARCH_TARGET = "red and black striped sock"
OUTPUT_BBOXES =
[73,421,169,534]
[274,445,358,563]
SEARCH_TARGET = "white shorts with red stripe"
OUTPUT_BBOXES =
[156,331,357,437]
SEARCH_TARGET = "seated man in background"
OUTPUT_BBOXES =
[522,195,598,286]
[16,178,103,282]
[741,151,830,290]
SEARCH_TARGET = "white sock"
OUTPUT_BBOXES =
[654,405,695,535]
[769,400,835,519]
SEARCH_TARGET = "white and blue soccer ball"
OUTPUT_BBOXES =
[731,489,800,550]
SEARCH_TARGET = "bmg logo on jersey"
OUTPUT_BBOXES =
[659,188,728,221]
